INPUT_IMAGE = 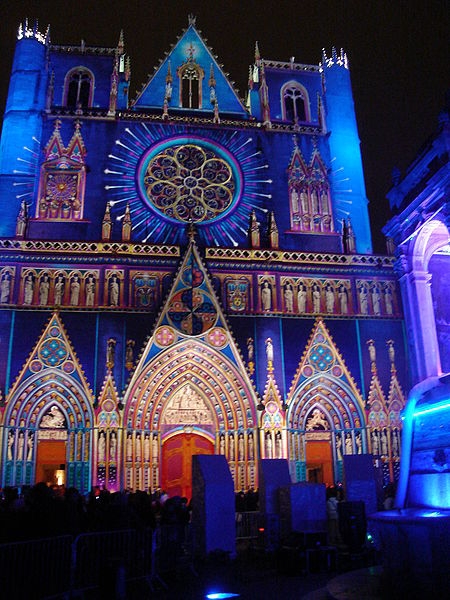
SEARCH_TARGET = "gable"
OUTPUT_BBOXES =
[133,22,248,116]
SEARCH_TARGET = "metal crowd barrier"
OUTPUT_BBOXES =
[0,535,72,598]
[235,511,260,541]
[0,525,197,598]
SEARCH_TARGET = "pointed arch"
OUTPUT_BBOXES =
[63,67,95,108]
[3,313,94,491]
[286,319,366,482]
[281,81,311,123]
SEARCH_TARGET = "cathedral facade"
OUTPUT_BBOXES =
[0,17,407,497]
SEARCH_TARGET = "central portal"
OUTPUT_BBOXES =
[161,432,214,499]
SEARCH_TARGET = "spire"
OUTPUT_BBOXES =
[255,41,261,66]
[121,203,132,241]
[259,61,271,127]
[108,52,119,116]
[125,55,131,82]
[248,210,260,248]
[165,61,173,102]
[102,202,112,241]
[117,29,125,55]
[46,70,54,112]
[15,200,29,238]
[268,211,279,249]
[209,63,217,105]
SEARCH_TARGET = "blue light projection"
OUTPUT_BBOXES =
[105,124,271,246]
[396,377,450,510]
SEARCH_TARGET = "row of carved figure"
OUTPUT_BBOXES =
[259,278,396,315]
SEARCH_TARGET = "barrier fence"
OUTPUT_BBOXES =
[0,513,257,597]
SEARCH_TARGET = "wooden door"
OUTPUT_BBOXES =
[161,433,214,500]
[306,440,334,486]
[35,440,66,485]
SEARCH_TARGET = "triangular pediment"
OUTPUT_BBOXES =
[7,312,93,403]
[132,20,248,116]
[96,371,121,428]
[123,237,259,429]
[134,237,249,370]
[288,319,365,415]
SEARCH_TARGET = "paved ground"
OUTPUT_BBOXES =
[133,545,382,600]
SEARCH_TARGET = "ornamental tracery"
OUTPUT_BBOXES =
[37,120,87,221]
[142,142,236,224]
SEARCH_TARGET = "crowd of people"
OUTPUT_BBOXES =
[0,483,190,544]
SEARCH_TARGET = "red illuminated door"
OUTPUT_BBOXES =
[35,440,66,485]
[306,440,333,486]
[161,433,214,500]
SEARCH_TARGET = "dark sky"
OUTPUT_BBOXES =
[1,0,448,253]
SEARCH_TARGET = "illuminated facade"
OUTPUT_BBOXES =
[0,17,408,496]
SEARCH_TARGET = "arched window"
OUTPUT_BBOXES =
[64,68,94,109]
[281,82,310,123]
[178,63,204,109]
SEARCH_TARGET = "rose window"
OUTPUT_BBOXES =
[140,141,239,224]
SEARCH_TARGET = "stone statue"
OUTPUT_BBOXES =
[7,432,14,460]
[144,434,150,462]
[70,276,80,306]
[345,433,353,455]
[23,274,34,305]
[135,434,142,461]
[18,431,25,460]
[109,432,117,460]
[371,430,380,455]
[265,337,274,364]
[98,431,106,462]
[106,338,116,369]
[336,436,342,460]
[265,433,273,458]
[41,405,65,428]
[126,433,132,461]
[275,431,282,458]
[359,285,368,314]
[284,283,294,312]
[297,283,307,313]
[338,284,348,314]
[371,285,381,315]
[384,286,394,315]
[381,429,388,455]
[229,434,235,461]
[39,275,50,306]
[311,283,321,313]
[261,281,271,311]
[27,434,34,461]
[110,276,119,306]
[325,284,335,313]
[54,276,64,305]
[246,337,254,362]
[248,433,254,460]
[238,433,245,460]
[85,277,95,306]
[1,275,11,304]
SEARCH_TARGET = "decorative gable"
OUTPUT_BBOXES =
[132,16,248,116]
[36,120,87,220]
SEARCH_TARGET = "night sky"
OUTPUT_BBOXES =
[1,0,448,253]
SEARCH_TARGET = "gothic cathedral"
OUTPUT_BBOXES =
[0,17,407,496]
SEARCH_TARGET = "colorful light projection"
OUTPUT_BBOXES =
[105,125,271,246]
[396,376,450,510]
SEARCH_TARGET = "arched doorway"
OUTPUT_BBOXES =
[35,438,67,486]
[161,432,214,499]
